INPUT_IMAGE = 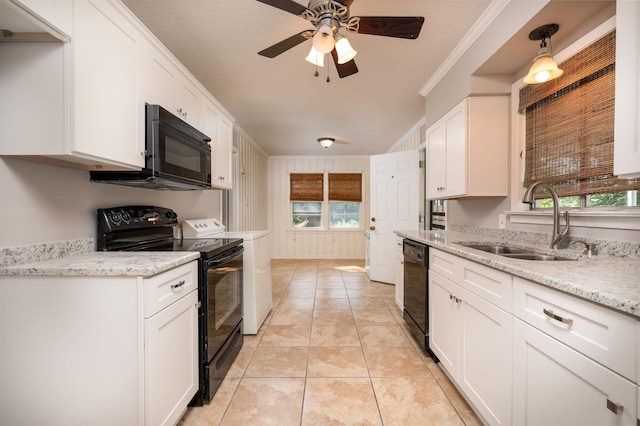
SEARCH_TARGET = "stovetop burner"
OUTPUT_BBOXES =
[97,206,242,257]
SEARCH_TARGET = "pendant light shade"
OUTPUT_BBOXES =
[318,137,335,148]
[312,25,335,54]
[335,36,357,64]
[523,24,563,85]
[305,46,325,67]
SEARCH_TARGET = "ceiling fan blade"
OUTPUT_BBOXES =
[347,16,425,39]
[255,0,308,16]
[331,48,359,78]
[258,31,313,58]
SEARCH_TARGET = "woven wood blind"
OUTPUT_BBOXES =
[290,173,324,201]
[328,173,362,202]
[519,30,640,198]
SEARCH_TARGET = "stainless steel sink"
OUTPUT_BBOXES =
[459,243,576,261]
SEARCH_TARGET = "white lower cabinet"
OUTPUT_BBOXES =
[513,318,636,426]
[0,260,199,426]
[429,252,513,426]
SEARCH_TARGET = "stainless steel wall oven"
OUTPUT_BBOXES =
[97,206,244,405]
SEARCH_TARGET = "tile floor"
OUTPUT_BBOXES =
[179,259,482,425]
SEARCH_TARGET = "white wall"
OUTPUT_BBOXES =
[268,156,370,259]
[0,157,223,247]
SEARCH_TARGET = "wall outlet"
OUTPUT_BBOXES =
[498,214,506,229]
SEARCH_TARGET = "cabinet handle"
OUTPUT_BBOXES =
[449,294,461,303]
[606,399,623,415]
[543,308,573,326]
[171,280,186,291]
[196,301,202,309]
[370,226,376,230]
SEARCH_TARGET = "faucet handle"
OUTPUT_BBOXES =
[571,240,597,257]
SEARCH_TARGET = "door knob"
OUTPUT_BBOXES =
[370,226,376,230]
[371,217,376,222]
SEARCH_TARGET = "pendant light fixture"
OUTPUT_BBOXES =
[305,45,325,67]
[317,137,335,148]
[523,23,564,84]
[335,34,357,64]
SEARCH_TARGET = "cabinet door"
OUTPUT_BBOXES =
[212,113,233,189]
[144,40,179,113]
[459,286,512,426]
[614,0,640,179]
[145,290,199,426]
[429,270,460,376]
[513,319,636,426]
[72,0,144,168]
[425,121,446,198]
[176,73,202,129]
[442,102,466,197]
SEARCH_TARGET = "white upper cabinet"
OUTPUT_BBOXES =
[201,98,233,190]
[425,96,509,199]
[144,40,202,129]
[9,0,73,38]
[71,0,145,168]
[614,0,640,179]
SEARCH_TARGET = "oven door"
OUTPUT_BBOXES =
[204,245,244,361]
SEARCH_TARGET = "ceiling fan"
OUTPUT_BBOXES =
[256,0,425,78]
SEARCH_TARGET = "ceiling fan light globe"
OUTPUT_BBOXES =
[523,53,563,84]
[335,37,357,64]
[305,46,325,67]
[313,25,335,54]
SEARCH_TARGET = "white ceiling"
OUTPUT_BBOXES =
[121,0,492,156]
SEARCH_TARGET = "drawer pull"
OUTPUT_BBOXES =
[171,280,186,291]
[449,294,461,304]
[543,308,573,326]
[606,399,623,415]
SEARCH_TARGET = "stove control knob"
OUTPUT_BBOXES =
[165,211,177,219]
[109,211,122,226]
[120,211,131,223]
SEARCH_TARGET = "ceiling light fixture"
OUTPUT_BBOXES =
[305,45,325,67]
[318,137,335,148]
[524,23,563,84]
[335,34,357,64]
[312,24,336,54]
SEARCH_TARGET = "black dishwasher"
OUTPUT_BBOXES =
[403,239,438,361]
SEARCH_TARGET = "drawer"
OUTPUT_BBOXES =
[429,248,458,282]
[513,277,636,381]
[144,261,198,317]
[459,258,512,313]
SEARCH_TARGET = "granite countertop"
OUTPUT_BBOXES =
[396,229,640,318]
[0,251,200,277]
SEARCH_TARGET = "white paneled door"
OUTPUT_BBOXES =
[369,150,420,284]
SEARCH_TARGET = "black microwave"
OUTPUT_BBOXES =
[90,104,212,190]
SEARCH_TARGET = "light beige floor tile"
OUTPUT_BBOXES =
[312,309,355,326]
[269,308,313,326]
[302,378,382,426]
[436,375,484,426]
[260,325,311,346]
[220,377,305,426]
[226,344,256,378]
[244,346,309,377]
[307,346,369,377]
[310,325,361,347]
[372,377,464,426]
[277,297,315,311]
[357,325,413,347]
[283,286,317,299]
[287,280,317,290]
[363,346,432,378]
[178,377,240,426]
[314,297,351,310]
[316,280,346,289]
[315,288,348,298]
[349,296,389,310]
[352,309,398,326]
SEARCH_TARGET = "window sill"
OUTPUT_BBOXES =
[507,210,640,231]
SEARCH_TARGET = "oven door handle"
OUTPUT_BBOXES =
[205,246,244,268]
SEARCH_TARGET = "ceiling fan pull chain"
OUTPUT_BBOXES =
[326,65,331,83]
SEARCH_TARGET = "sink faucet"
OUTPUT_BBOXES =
[522,182,570,249]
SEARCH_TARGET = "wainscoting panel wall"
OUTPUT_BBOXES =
[268,156,370,259]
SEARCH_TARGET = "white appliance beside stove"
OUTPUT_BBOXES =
[182,218,272,334]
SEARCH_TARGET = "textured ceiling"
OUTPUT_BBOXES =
[122,0,491,155]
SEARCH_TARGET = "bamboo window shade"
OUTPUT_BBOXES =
[519,29,640,198]
[328,173,362,202]
[290,173,324,201]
